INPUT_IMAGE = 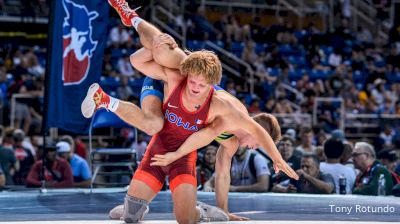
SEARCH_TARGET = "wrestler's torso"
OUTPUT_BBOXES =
[162,68,252,142]
[147,77,213,157]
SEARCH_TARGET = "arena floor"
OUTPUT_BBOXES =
[0,188,399,223]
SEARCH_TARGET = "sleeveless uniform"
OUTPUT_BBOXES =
[134,78,214,193]
[140,77,234,142]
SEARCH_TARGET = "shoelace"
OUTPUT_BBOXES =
[114,0,134,17]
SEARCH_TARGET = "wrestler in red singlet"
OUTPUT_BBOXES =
[133,78,214,193]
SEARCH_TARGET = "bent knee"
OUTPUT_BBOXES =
[143,117,164,136]
[175,213,197,224]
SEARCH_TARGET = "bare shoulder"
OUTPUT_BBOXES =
[164,67,185,94]
[215,90,248,114]
[209,93,239,120]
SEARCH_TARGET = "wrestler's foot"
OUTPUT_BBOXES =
[108,0,138,26]
[81,83,111,118]
[197,201,229,222]
[109,204,124,220]
[108,204,149,221]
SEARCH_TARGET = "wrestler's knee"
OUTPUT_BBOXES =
[143,116,163,136]
[122,194,149,223]
[175,209,196,224]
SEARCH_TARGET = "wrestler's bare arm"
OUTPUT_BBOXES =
[224,106,298,179]
[150,115,227,166]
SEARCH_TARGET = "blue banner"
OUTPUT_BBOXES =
[46,0,109,133]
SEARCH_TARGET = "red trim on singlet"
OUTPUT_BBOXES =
[179,82,214,115]
[133,169,163,193]
[169,174,197,192]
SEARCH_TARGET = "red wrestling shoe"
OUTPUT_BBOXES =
[108,0,138,26]
[81,83,111,118]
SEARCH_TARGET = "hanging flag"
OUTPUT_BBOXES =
[46,0,109,133]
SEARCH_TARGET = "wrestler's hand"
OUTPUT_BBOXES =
[228,213,250,221]
[150,152,179,166]
[273,158,299,180]
[153,33,178,49]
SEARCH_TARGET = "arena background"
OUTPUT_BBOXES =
[0,0,399,223]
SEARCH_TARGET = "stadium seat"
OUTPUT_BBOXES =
[88,108,138,189]
[187,40,205,50]
[230,41,245,58]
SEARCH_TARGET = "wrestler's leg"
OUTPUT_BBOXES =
[169,157,228,223]
[172,183,198,224]
[81,78,164,136]
[108,0,186,69]
[118,151,165,223]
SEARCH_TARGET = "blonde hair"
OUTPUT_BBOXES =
[253,113,281,143]
[179,50,222,85]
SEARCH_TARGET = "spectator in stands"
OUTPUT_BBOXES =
[248,100,262,114]
[108,23,131,48]
[0,166,5,188]
[117,51,135,77]
[320,138,356,194]
[315,130,328,146]
[328,48,342,68]
[371,78,386,105]
[225,80,237,96]
[326,66,345,96]
[246,16,265,43]
[273,97,293,114]
[271,135,302,192]
[132,133,148,162]
[379,125,395,149]
[386,45,400,72]
[225,15,243,43]
[353,142,394,195]
[289,153,335,194]
[296,127,316,153]
[7,73,32,134]
[0,64,8,106]
[378,149,400,184]
[117,76,134,101]
[12,129,35,185]
[73,136,87,160]
[25,48,44,77]
[241,41,257,64]
[26,145,73,188]
[356,26,373,44]
[196,145,217,189]
[285,128,296,141]
[57,137,91,188]
[315,146,326,163]
[0,127,19,185]
[204,147,270,192]
[340,142,356,171]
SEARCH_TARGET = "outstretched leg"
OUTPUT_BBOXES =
[109,0,186,69]
[81,82,163,136]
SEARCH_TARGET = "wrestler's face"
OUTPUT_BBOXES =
[187,74,209,98]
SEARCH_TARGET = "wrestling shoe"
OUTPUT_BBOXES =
[81,83,111,118]
[108,0,139,26]
[109,204,124,220]
[108,204,149,221]
[197,201,229,222]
